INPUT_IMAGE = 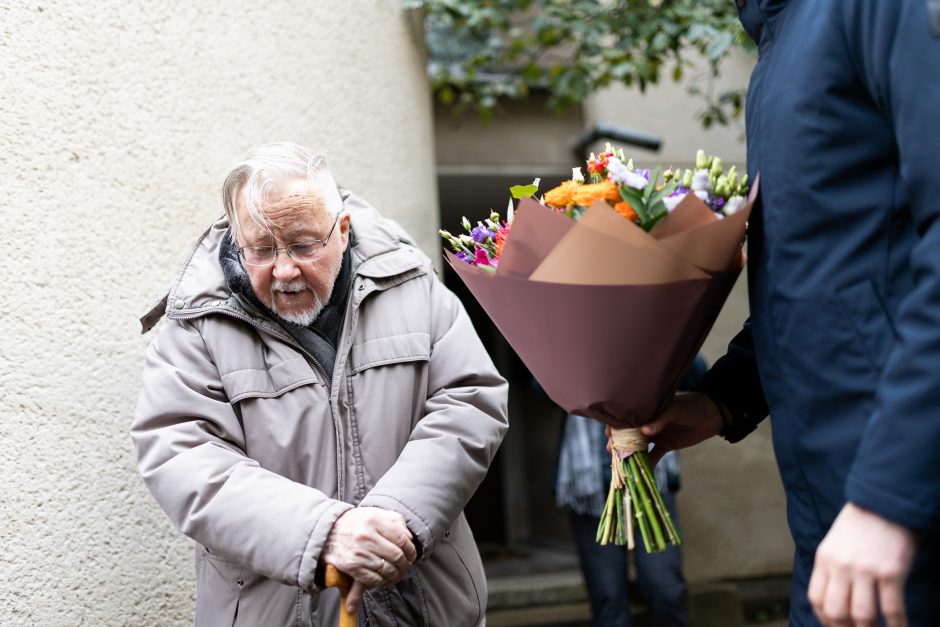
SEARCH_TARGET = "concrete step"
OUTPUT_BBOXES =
[481,545,790,627]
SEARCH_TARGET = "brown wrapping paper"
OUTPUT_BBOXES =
[447,184,756,428]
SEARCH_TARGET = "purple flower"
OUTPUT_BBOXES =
[634,168,651,181]
[607,157,648,189]
[456,251,473,264]
[471,225,492,244]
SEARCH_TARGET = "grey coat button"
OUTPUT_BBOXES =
[174,299,185,309]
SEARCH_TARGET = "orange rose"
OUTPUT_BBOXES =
[572,180,621,207]
[613,201,638,222]
[544,180,580,207]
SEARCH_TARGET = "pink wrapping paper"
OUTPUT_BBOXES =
[446,182,756,428]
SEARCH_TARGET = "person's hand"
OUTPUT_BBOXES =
[808,503,916,627]
[321,507,418,612]
[639,392,724,465]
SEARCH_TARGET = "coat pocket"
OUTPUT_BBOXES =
[220,357,321,403]
[415,525,485,627]
[771,293,877,524]
[361,569,431,627]
[347,332,431,375]
[345,332,432,483]
[196,548,255,627]
[219,356,334,484]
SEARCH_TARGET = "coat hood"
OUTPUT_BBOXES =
[140,190,426,333]
[739,0,791,46]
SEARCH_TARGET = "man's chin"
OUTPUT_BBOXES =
[274,307,323,327]
[271,303,323,327]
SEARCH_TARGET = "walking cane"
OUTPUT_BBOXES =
[324,565,356,627]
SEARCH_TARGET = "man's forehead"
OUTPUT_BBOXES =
[237,181,336,237]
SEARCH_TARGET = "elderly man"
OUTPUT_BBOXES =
[133,142,508,626]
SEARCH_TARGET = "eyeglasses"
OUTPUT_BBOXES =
[237,216,339,267]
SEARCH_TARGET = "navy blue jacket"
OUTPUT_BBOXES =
[696,0,940,622]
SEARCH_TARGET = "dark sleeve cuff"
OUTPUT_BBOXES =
[845,471,938,531]
[693,321,769,444]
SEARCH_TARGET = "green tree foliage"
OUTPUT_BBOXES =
[406,0,755,127]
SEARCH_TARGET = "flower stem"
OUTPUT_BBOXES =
[629,454,666,552]
[624,458,653,552]
[637,451,682,545]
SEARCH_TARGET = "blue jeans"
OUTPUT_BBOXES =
[567,490,688,627]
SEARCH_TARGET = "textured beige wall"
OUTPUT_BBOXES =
[0,2,436,624]
[584,49,754,169]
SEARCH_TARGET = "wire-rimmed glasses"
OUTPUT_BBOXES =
[237,216,339,267]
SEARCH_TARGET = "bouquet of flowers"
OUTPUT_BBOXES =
[441,146,755,552]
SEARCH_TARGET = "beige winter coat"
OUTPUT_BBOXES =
[132,193,508,626]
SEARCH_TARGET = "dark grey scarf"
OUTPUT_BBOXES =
[219,229,353,382]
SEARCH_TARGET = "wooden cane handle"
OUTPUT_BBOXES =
[324,565,356,627]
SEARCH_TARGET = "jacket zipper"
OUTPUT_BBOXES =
[330,279,360,503]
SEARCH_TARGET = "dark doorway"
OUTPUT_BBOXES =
[437,172,572,550]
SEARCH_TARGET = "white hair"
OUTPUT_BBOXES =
[222,142,342,240]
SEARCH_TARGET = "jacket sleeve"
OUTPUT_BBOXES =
[694,319,770,443]
[842,0,940,530]
[131,318,352,590]
[358,276,509,558]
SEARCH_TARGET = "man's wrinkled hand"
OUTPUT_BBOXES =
[808,503,915,627]
[640,392,724,465]
[321,507,418,612]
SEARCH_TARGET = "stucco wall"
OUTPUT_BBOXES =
[0,2,436,624]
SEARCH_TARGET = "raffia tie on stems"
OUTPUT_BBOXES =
[596,427,682,552]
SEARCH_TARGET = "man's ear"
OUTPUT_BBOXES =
[338,211,351,251]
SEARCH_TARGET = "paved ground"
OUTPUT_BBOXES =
[482,543,792,627]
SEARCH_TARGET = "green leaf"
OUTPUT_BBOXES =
[419,0,750,128]
[648,181,677,207]
[509,182,540,199]
[619,187,649,224]
[643,166,663,203]
[438,86,456,105]
[619,186,644,203]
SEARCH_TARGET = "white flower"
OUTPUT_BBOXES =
[572,167,585,183]
[691,169,712,193]
[607,157,648,190]
[694,190,710,202]
[663,192,687,212]
[723,195,747,216]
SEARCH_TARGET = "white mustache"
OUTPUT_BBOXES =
[271,280,309,294]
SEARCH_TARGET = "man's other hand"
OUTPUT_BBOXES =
[640,392,724,465]
[808,503,916,627]
[321,507,418,612]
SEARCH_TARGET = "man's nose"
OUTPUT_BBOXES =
[271,251,302,281]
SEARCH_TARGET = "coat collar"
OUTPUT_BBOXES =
[140,191,427,333]
[739,0,791,47]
